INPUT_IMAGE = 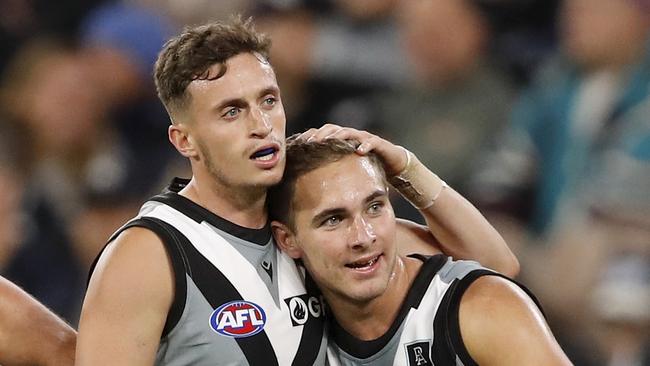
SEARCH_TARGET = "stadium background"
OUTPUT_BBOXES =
[0,0,647,364]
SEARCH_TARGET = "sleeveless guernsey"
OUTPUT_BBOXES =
[327,254,540,366]
[92,178,327,366]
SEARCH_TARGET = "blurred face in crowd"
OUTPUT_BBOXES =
[560,0,650,70]
[334,0,399,21]
[175,52,286,192]
[15,50,106,154]
[398,0,486,85]
[274,155,398,305]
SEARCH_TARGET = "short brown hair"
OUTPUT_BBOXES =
[154,16,271,120]
[268,135,387,229]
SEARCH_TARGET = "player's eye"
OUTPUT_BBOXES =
[222,107,240,119]
[322,216,341,227]
[263,96,276,107]
[367,201,384,215]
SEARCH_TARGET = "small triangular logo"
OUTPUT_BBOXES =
[262,260,273,279]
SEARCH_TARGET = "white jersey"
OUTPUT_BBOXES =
[326,254,538,366]
[93,178,327,366]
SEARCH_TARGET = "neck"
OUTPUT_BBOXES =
[180,174,269,229]
[328,256,421,341]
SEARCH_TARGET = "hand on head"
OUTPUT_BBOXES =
[297,124,408,176]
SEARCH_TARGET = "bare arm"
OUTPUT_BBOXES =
[460,276,572,365]
[411,175,519,276]
[299,124,519,276]
[394,218,443,256]
[0,276,76,366]
[76,227,173,365]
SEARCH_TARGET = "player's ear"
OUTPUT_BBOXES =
[169,123,198,158]
[271,221,302,259]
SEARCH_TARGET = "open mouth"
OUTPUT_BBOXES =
[345,255,381,270]
[250,147,277,161]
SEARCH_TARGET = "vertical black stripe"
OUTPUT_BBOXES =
[176,226,279,366]
[291,272,325,366]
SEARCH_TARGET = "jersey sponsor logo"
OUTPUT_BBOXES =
[209,300,267,338]
[284,295,322,326]
[406,340,432,366]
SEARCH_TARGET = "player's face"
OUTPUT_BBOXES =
[184,52,286,190]
[289,155,398,304]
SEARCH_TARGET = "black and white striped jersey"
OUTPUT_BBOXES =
[326,254,537,366]
[94,178,327,366]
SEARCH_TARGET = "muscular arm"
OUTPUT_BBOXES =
[76,227,174,365]
[405,180,519,276]
[300,124,519,276]
[459,276,572,365]
[0,276,76,366]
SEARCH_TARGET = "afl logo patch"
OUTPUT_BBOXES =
[209,300,266,338]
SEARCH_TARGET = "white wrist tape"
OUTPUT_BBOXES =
[388,149,447,209]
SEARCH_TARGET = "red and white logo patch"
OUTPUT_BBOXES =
[209,300,266,338]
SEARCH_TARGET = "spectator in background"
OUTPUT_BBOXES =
[0,38,136,324]
[0,0,106,74]
[255,0,409,133]
[372,0,514,195]
[470,0,650,241]
[472,0,560,86]
[528,100,650,365]
[79,0,180,188]
[468,0,650,363]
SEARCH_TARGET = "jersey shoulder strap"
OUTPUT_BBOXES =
[432,270,544,365]
[87,216,191,337]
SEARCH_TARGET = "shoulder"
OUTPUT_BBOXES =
[86,226,174,310]
[458,275,571,365]
[461,275,533,310]
[77,226,175,365]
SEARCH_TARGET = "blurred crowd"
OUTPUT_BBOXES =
[0,0,648,364]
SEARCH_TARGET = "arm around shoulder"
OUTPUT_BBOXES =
[392,150,519,276]
[418,185,520,276]
[459,276,573,366]
[0,276,76,366]
[76,227,174,366]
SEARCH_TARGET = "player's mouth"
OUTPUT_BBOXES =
[345,254,382,272]
[250,144,281,168]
